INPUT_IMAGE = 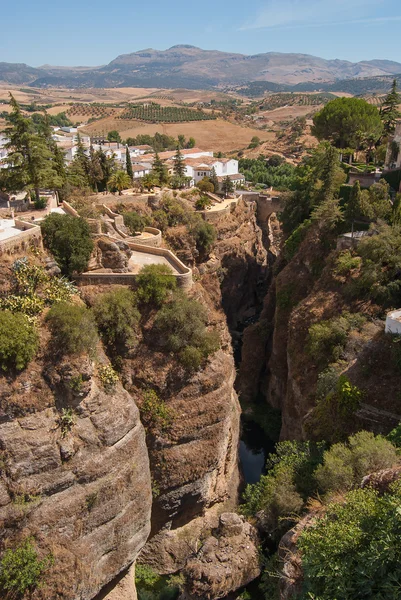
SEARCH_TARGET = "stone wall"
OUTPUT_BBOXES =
[0,220,43,256]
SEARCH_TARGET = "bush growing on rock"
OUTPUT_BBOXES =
[123,211,151,235]
[153,292,220,371]
[314,430,398,494]
[93,288,140,352]
[307,312,365,368]
[298,483,401,600]
[46,302,99,357]
[136,264,176,307]
[41,213,94,277]
[190,219,216,258]
[0,538,53,597]
[0,311,39,372]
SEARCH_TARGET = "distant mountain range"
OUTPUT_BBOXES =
[1,45,401,92]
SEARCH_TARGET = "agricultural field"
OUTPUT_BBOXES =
[119,103,217,122]
[82,117,273,152]
[259,92,335,111]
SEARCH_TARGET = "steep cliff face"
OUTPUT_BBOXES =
[0,350,152,599]
[240,222,401,440]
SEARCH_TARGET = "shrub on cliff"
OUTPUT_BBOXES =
[46,302,98,356]
[298,483,401,600]
[136,264,176,307]
[123,211,151,235]
[153,292,220,370]
[314,430,398,494]
[41,213,94,277]
[0,311,39,372]
[307,312,365,368]
[93,288,140,352]
[190,219,216,258]
[0,538,53,597]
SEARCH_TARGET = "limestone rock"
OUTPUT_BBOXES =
[97,237,132,272]
[182,513,260,600]
[0,362,152,600]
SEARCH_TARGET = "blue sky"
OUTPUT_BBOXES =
[2,0,401,66]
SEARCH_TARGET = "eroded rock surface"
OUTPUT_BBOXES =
[182,513,260,600]
[0,355,152,599]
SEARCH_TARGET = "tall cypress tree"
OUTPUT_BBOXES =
[126,146,133,180]
[210,167,219,193]
[345,180,362,237]
[380,80,401,136]
[173,146,186,178]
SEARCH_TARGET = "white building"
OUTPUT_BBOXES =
[385,310,401,335]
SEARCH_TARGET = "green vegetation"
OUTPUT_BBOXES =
[31,111,73,129]
[194,195,212,210]
[307,312,365,368]
[315,430,397,493]
[57,408,76,437]
[108,169,132,195]
[298,483,401,600]
[93,288,140,352]
[380,79,401,136]
[0,538,52,598]
[135,563,183,600]
[46,302,98,357]
[41,214,94,277]
[123,211,151,235]
[312,97,383,151]
[120,103,216,123]
[140,389,173,431]
[190,219,216,257]
[0,311,39,372]
[97,364,119,391]
[239,156,296,190]
[349,224,401,306]
[153,292,220,371]
[136,264,176,307]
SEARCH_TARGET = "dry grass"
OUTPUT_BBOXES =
[82,117,273,152]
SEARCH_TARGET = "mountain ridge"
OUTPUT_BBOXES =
[0,47,401,90]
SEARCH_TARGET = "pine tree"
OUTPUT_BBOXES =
[222,176,234,197]
[210,167,219,193]
[88,145,104,191]
[126,146,133,180]
[4,95,63,199]
[172,146,186,178]
[380,80,401,136]
[152,152,169,185]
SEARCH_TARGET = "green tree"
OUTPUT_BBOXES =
[46,302,99,356]
[0,311,39,372]
[345,180,363,237]
[210,166,219,192]
[153,292,220,371]
[221,175,234,197]
[140,173,156,192]
[380,79,401,136]
[41,213,94,276]
[178,134,186,148]
[126,147,133,180]
[108,170,132,195]
[107,130,121,143]
[172,146,186,178]
[151,152,169,185]
[123,211,151,234]
[188,137,196,148]
[136,264,176,307]
[196,177,214,193]
[190,219,216,258]
[3,95,63,199]
[88,145,104,191]
[93,288,140,352]
[312,97,383,152]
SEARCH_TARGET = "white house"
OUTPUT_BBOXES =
[183,157,241,184]
[132,164,151,179]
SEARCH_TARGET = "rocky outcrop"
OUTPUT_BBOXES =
[182,513,260,600]
[91,237,132,272]
[0,353,152,599]
[133,348,241,573]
